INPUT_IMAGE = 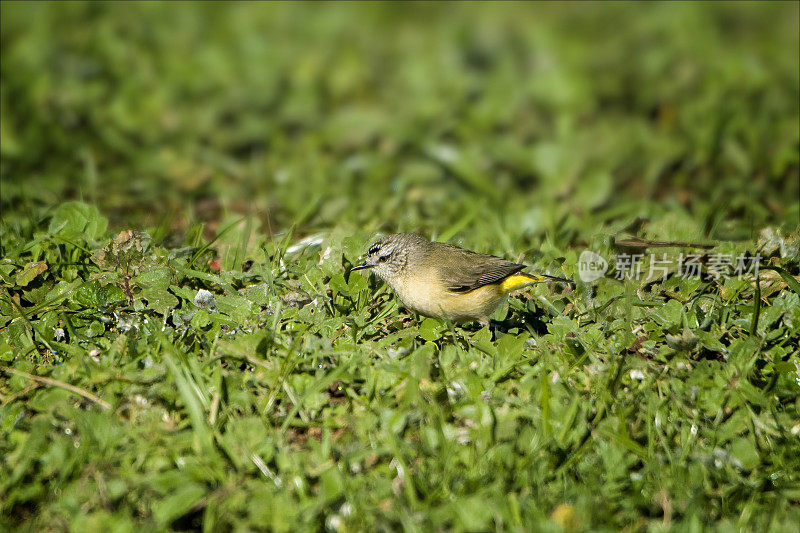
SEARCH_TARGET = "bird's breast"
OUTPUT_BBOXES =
[388,271,506,323]
[388,272,443,317]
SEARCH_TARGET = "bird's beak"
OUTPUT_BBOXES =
[350,261,375,272]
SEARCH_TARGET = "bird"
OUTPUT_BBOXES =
[350,233,571,325]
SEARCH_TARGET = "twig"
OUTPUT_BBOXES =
[0,382,41,406]
[0,366,111,410]
[614,236,715,249]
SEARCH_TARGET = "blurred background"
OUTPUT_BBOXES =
[1,1,798,248]
[1,5,799,530]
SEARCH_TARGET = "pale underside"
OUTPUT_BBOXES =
[386,266,536,324]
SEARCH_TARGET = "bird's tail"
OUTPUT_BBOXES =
[520,272,574,285]
[501,271,574,293]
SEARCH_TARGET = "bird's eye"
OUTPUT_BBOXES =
[378,254,391,263]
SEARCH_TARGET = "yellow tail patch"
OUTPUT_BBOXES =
[500,273,547,294]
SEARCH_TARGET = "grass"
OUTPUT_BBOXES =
[1,2,799,531]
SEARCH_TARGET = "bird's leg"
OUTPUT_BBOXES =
[440,317,470,351]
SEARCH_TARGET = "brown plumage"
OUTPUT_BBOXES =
[351,233,571,325]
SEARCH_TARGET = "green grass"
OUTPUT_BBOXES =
[1,2,799,531]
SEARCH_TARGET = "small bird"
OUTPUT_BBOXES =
[351,233,571,325]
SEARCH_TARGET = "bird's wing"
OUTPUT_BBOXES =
[435,245,526,293]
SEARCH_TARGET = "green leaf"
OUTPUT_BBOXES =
[730,438,760,471]
[153,482,206,526]
[762,266,800,296]
[219,417,273,470]
[134,266,172,290]
[471,326,496,356]
[73,281,128,309]
[319,467,344,501]
[659,299,684,329]
[15,261,48,287]
[418,318,444,342]
[86,320,106,337]
[140,287,179,315]
[452,496,493,531]
[329,273,350,296]
[496,331,529,359]
[215,293,254,323]
[48,201,108,242]
[135,266,177,314]
[5,320,34,351]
